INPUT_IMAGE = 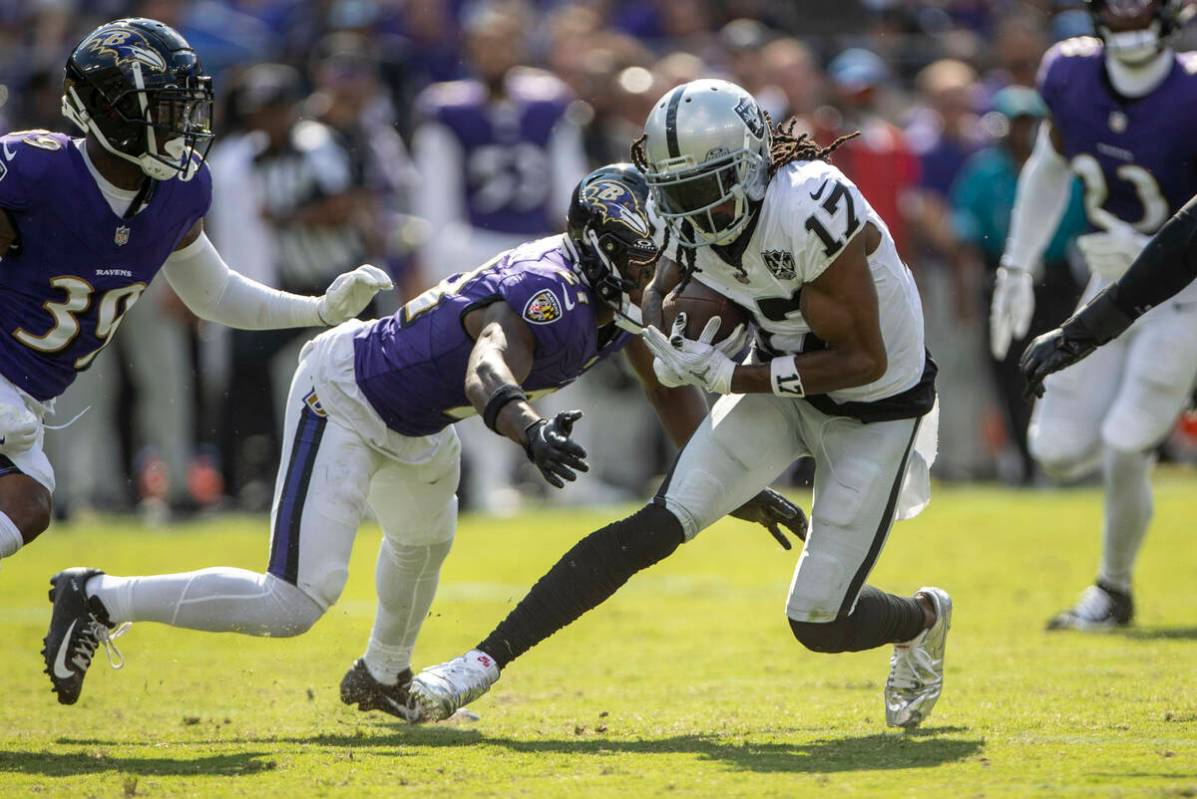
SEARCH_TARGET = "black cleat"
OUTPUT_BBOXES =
[340,658,414,720]
[1046,580,1134,631]
[42,568,127,705]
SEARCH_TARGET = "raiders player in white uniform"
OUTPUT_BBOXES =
[405,80,951,729]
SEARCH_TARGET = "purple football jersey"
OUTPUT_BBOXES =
[1039,37,1197,234]
[0,131,211,401]
[353,236,631,437]
[417,70,573,236]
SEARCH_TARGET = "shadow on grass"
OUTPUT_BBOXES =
[1116,626,1197,641]
[59,725,981,775]
[0,750,276,777]
[477,729,984,774]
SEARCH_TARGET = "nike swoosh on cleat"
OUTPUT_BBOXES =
[53,619,77,680]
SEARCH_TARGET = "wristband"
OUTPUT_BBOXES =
[522,417,548,459]
[770,356,805,397]
[482,384,528,432]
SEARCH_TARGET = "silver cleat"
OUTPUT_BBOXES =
[406,649,500,723]
[885,586,952,729]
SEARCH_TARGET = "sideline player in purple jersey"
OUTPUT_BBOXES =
[43,164,805,709]
[989,0,1197,630]
[0,19,390,571]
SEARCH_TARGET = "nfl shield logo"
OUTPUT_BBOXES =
[114,226,130,246]
[1108,111,1128,134]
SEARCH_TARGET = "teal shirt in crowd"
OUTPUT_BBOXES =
[950,147,1088,266]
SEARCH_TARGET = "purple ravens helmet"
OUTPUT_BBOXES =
[566,163,661,311]
[62,18,214,180]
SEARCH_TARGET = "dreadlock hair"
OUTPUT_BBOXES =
[767,114,860,171]
[629,117,860,292]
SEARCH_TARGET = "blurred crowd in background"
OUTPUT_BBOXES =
[3,0,1196,520]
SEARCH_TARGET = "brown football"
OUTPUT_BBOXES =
[661,280,750,344]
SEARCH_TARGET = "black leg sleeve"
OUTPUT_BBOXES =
[477,503,685,669]
[789,586,926,653]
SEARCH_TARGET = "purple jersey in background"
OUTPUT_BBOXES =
[0,131,211,402]
[353,236,631,437]
[416,70,573,236]
[1039,37,1197,234]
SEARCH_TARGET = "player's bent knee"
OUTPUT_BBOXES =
[0,475,52,541]
[265,574,326,637]
[1029,434,1096,481]
[788,617,853,654]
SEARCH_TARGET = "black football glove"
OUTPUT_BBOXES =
[1020,287,1135,399]
[523,410,589,489]
[730,488,808,550]
[1019,328,1094,399]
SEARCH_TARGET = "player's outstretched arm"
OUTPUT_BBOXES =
[991,120,1072,358]
[463,301,589,488]
[162,220,392,330]
[1021,196,1197,396]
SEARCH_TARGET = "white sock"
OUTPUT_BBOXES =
[363,538,452,685]
[86,568,322,636]
[1098,446,1154,593]
[0,511,23,559]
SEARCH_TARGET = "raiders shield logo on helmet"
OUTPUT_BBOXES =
[733,96,766,139]
[523,289,563,324]
[762,249,797,280]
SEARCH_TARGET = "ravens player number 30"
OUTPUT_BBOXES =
[992,0,1197,630]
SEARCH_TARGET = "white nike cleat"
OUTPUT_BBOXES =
[885,586,952,729]
[406,649,500,723]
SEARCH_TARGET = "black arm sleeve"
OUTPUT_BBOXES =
[1113,195,1197,318]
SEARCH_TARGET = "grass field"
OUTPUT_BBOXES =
[2,474,1196,798]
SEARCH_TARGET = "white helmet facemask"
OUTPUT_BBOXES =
[1103,19,1164,63]
[62,62,203,181]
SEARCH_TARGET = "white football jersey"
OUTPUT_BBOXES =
[682,159,926,406]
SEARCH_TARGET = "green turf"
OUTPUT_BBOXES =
[2,475,1196,797]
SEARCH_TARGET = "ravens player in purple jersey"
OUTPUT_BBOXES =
[989,0,1197,630]
[1023,194,1197,393]
[0,18,390,578]
[43,164,804,710]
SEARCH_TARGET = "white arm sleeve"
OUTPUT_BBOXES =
[163,233,324,330]
[548,115,589,216]
[413,122,464,233]
[1002,122,1075,272]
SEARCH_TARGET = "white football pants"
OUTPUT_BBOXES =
[90,352,461,677]
[656,392,922,623]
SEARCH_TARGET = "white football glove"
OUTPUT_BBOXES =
[0,403,39,454]
[317,264,394,326]
[1077,224,1150,281]
[990,263,1035,360]
[641,314,743,395]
